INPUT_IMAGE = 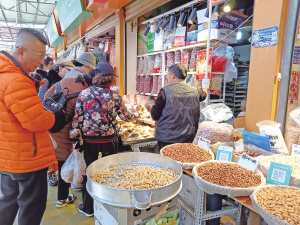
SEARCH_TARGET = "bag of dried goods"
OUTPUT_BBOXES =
[137,57,144,75]
[151,76,159,95]
[189,49,197,71]
[174,51,181,64]
[139,76,146,93]
[210,74,223,95]
[144,76,153,93]
[285,108,300,154]
[166,52,175,72]
[136,76,141,93]
[157,76,162,93]
[147,56,155,75]
[153,54,161,73]
[256,120,288,154]
[160,143,214,170]
[201,103,233,123]
[143,57,148,75]
[250,186,300,225]
[192,161,266,197]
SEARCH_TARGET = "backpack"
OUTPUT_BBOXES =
[43,82,80,133]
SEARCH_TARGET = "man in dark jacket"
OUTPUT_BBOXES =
[151,64,206,150]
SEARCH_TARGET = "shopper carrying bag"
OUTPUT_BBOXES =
[70,61,138,217]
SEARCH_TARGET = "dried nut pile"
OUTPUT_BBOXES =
[91,165,178,190]
[196,162,261,188]
[162,143,212,163]
[256,187,300,224]
[234,150,259,158]
[260,155,300,178]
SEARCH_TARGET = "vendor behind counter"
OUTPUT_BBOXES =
[150,64,207,150]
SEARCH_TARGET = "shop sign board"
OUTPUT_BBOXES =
[293,46,300,64]
[267,162,293,186]
[56,0,92,33]
[45,13,65,46]
[197,136,210,152]
[216,145,233,161]
[289,71,300,103]
[292,144,300,157]
[252,26,279,48]
[237,153,259,172]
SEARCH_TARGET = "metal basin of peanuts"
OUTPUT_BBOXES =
[86,152,182,210]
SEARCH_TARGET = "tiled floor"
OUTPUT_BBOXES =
[0,179,94,225]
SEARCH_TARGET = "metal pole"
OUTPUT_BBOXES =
[204,0,213,106]
[276,0,300,132]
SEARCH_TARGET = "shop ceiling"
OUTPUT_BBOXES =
[0,0,57,47]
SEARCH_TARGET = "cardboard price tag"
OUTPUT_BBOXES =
[237,153,259,172]
[292,144,300,157]
[216,145,234,162]
[267,162,293,186]
[197,136,210,152]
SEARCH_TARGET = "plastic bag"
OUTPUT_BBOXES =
[224,58,237,82]
[193,121,234,145]
[147,56,155,75]
[256,120,288,154]
[140,76,146,93]
[164,30,175,50]
[143,57,148,75]
[212,43,235,72]
[137,57,144,75]
[189,49,197,71]
[144,76,153,93]
[136,76,141,93]
[174,51,181,64]
[153,54,161,73]
[61,150,86,186]
[166,52,175,72]
[285,108,300,154]
[202,103,233,123]
[151,76,159,95]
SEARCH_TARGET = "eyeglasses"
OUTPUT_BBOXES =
[16,46,46,59]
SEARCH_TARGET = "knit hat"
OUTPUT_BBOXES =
[55,59,74,70]
[74,52,96,69]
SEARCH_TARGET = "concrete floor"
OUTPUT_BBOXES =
[0,179,94,225]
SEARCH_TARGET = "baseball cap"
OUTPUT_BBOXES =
[55,59,74,70]
[95,61,118,77]
[74,52,96,69]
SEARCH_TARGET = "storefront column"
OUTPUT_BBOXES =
[115,9,125,96]
[245,0,289,132]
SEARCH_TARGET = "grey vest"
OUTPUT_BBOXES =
[156,82,200,143]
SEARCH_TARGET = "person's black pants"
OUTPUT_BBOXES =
[81,140,118,214]
[157,141,174,150]
[57,160,71,201]
[0,168,48,225]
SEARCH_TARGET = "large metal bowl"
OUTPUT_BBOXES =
[86,152,182,209]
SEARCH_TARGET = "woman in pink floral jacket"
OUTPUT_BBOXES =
[70,62,136,217]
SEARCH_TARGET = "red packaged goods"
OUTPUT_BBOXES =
[153,54,162,73]
[182,51,190,70]
[144,76,153,93]
[212,56,227,72]
[174,51,181,64]
[151,76,159,95]
[140,76,146,93]
[174,27,186,48]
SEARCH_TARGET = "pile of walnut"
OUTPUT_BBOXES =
[234,150,259,158]
[256,187,300,224]
[90,165,178,189]
[196,162,261,188]
[162,143,212,163]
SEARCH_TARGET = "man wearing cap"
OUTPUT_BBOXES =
[44,52,96,208]
[151,64,207,150]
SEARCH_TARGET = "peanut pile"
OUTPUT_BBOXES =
[256,187,300,224]
[162,143,212,163]
[234,150,259,158]
[91,165,178,190]
[196,162,261,188]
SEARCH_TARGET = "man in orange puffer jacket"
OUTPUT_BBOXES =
[0,28,58,225]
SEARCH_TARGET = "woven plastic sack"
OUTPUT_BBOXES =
[192,161,266,197]
[250,185,300,225]
[193,121,234,145]
[285,108,300,154]
[61,150,86,186]
[160,144,215,170]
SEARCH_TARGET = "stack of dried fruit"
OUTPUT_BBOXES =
[256,186,300,224]
[162,143,212,164]
[196,162,261,188]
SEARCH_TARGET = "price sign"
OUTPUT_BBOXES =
[216,145,234,162]
[125,95,130,104]
[238,153,259,172]
[134,94,138,105]
[292,144,300,157]
[197,136,210,152]
[267,162,293,185]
